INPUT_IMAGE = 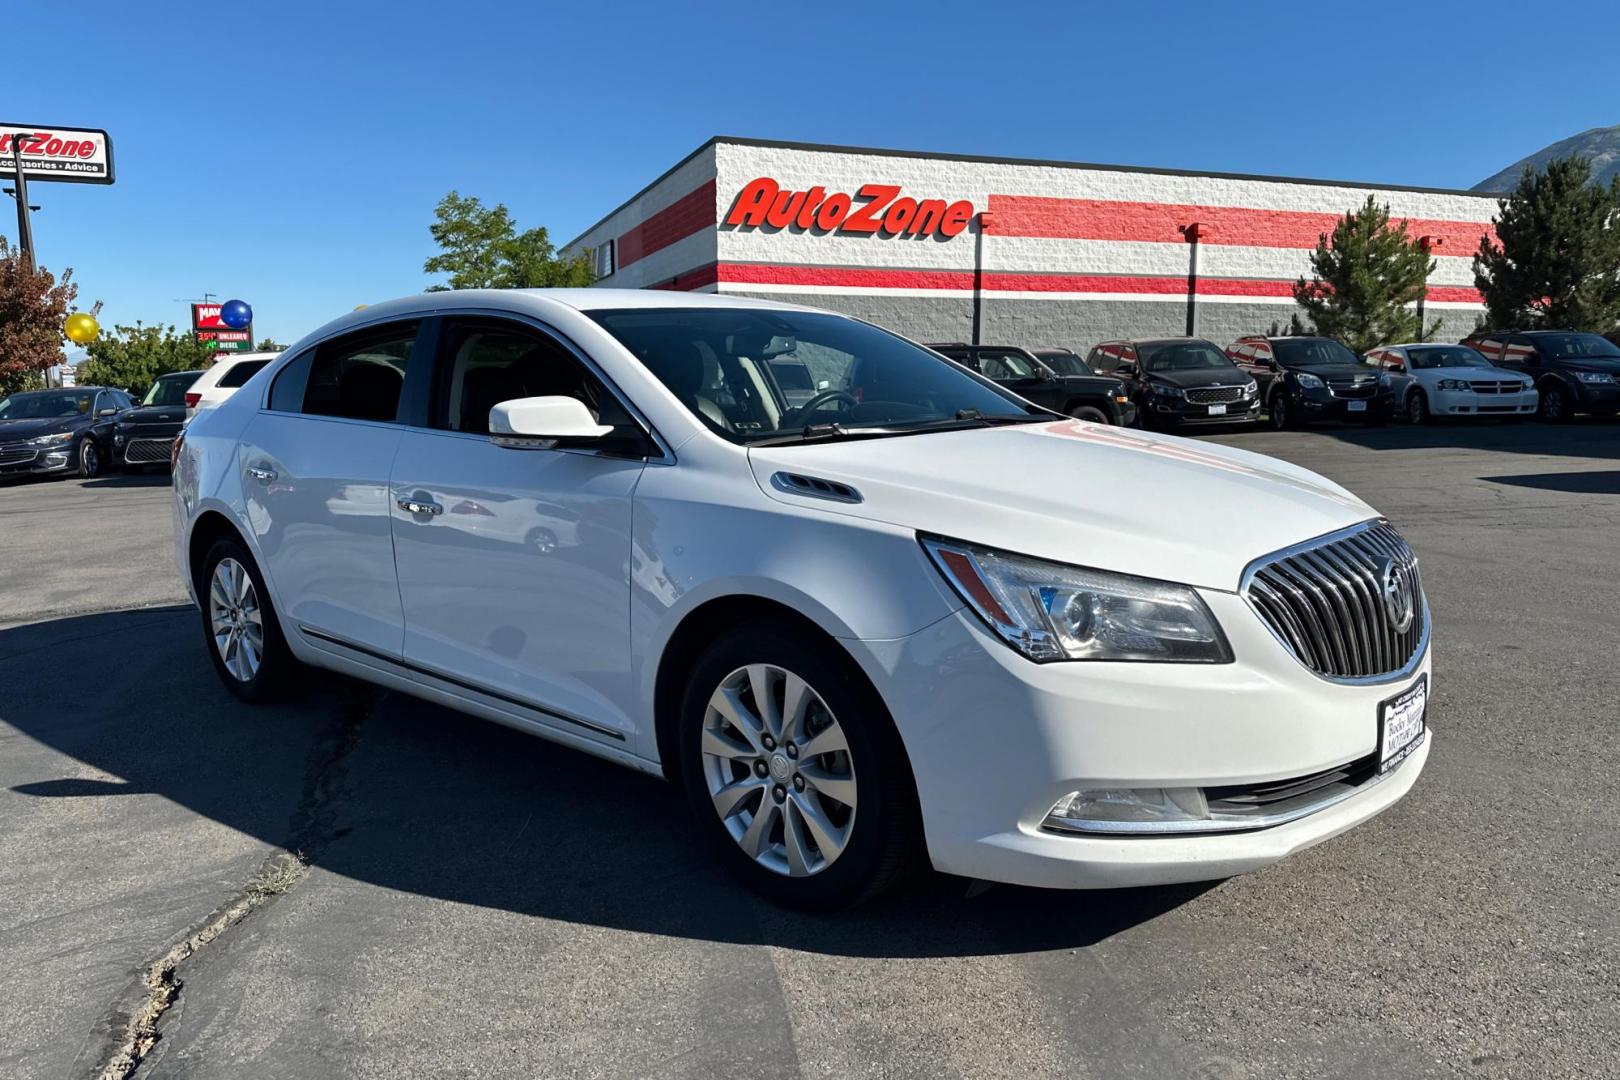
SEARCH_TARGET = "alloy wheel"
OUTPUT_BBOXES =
[1541,388,1566,422]
[209,557,265,683]
[700,663,857,877]
[1408,394,1428,424]
[81,441,99,477]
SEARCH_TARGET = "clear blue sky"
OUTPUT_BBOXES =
[12,0,1618,346]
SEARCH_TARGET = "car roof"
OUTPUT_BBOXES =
[1129,337,1219,347]
[212,352,282,363]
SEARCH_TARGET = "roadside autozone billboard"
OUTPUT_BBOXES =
[0,124,115,184]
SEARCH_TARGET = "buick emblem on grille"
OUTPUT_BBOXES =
[1377,556,1416,633]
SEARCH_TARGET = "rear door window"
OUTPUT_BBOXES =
[218,359,271,388]
[301,324,419,422]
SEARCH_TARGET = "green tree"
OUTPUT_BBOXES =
[1292,197,1436,354]
[77,322,218,398]
[0,237,79,395]
[423,191,596,290]
[1473,156,1620,331]
[255,337,285,352]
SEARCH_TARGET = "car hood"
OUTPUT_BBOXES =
[119,405,188,424]
[1418,366,1530,381]
[1289,364,1373,379]
[1145,368,1251,389]
[1559,357,1620,374]
[748,420,1374,592]
[0,416,80,440]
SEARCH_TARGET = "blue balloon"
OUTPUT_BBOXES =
[220,299,252,329]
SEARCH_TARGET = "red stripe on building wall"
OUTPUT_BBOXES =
[617,179,717,269]
[986,195,1496,252]
[705,263,1482,303]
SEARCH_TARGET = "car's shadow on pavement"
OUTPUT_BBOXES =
[2,606,1212,960]
[82,470,172,488]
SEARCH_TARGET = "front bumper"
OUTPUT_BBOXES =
[1429,388,1537,417]
[1573,383,1620,414]
[0,444,74,475]
[852,591,1432,889]
[1298,391,1393,421]
[1148,395,1261,426]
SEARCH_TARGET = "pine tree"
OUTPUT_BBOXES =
[1473,156,1620,331]
[1292,197,1436,355]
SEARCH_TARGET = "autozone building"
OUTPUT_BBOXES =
[567,137,1502,348]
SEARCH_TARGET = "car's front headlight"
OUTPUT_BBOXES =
[1577,371,1616,384]
[1437,378,1471,391]
[1241,379,1258,396]
[24,431,74,447]
[921,537,1232,664]
[1295,372,1325,390]
[1149,383,1183,398]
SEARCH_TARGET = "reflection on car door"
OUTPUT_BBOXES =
[388,316,646,745]
[238,322,421,658]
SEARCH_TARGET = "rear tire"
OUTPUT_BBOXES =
[677,617,919,910]
[198,538,299,703]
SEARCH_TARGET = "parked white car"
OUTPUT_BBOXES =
[1365,343,1537,423]
[184,351,281,419]
[173,290,1432,908]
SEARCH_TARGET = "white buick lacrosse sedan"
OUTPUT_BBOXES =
[173,290,1431,908]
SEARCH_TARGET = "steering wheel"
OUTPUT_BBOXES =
[784,389,858,426]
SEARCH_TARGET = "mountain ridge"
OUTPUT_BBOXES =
[1474,124,1620,193]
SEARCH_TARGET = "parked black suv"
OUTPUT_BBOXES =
[113,369,202,469]
[1461,330,1620,422]
[1086,338,1260,429]
[1228,335,1393,429]
[926,344,1136,425]
[0,386,134,480]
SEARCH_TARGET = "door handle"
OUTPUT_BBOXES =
[247,466,277,483]
[396,496,443,516]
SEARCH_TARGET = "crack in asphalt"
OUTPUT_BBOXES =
[86,683,376,1080]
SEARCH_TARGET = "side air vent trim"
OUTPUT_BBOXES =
[770,471,863,504]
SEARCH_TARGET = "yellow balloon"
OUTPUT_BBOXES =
[64,312,100,344]
[354,304,368,311]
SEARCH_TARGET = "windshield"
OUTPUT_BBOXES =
[1033,350,1092,375]
[589,308,1042,444]
[0,390,94,420]
[1408,346,1492,370]
[143,372,201,406]
[1272,338,1360,367]
[1533,333,1620,360]
[1138,341,1234,372]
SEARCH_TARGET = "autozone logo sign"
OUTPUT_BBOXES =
[727,177,975,238]
[0,124,115,184]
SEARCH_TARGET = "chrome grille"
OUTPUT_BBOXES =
[0,446,37,466]
[1326,376,1378,399]
[1185,385,1244,405]
[1468,380,1524,394]
[123,437,175,464]
[1242,520,1425,682]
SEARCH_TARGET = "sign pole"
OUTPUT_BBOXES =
[9,137,36,271]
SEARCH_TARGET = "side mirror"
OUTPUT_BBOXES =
[489,396,613,448]
[97,407,119,417]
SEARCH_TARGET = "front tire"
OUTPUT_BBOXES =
[198,538,298,702]
[1539,384,1572,423]
[77,438,101,479]
[677,618,919,910]
[1407,391,1430,425]
[1067,405,1109,425]
[1268,394,1292,430]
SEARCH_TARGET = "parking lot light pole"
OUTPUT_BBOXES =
[971,211,995,346]
[1415,235,1441,336]
[1179,222,1206,337]
[7,136,37,271]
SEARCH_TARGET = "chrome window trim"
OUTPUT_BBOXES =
[1041,733,1426,836]
[1239,518,1430,686]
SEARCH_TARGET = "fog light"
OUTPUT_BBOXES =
[44,451,69,465]
[1045,787,1209,829]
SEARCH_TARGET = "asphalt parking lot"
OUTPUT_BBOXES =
[3,421,1618,1080]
